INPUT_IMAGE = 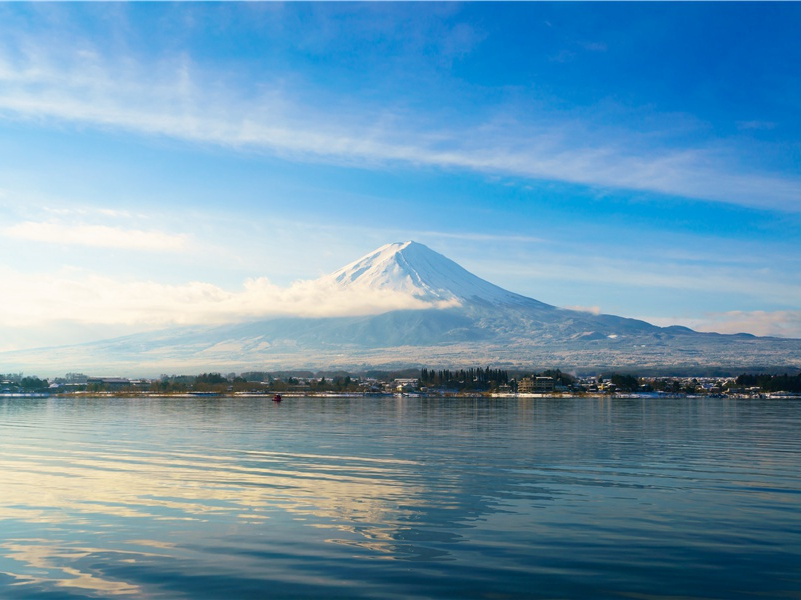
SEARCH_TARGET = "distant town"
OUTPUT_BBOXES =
[2,368,800,399]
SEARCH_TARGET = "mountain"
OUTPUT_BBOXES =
[3,241,801,376]
[323,241,534,306]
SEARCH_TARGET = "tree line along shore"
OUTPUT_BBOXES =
[2,369,801,397]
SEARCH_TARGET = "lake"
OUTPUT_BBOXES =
[1,396,800,599]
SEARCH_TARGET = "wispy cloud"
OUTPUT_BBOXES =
[3,221,189,252]
[736,120,776,131]
[475,250,801,309]
[0,37,799,214]
[417,231,546,244]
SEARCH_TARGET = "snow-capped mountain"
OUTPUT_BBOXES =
[2,241,800,376]
[324,241,532,306]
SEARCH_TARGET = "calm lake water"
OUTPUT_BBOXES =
[1,396,799,599]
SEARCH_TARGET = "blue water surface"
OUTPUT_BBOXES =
[1,396,800,599]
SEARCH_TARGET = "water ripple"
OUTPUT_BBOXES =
[1,397,800,598]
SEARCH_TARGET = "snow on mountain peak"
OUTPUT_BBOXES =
[325,241,526,305]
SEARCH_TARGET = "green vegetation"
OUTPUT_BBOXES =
[20,376,48,390]
[735,372,801,393]
[3,369,800,397]
[1,373,50,392]
[609,373,639,392]
[420,367,509,392]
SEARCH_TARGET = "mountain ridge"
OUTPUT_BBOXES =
[2,241,800,376]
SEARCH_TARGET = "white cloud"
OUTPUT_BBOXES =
[0,266,454,343]
[0,37,799,213]
[563,305,601,315]
[3,221,188,252]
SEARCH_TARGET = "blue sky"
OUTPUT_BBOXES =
[1,2,800,351]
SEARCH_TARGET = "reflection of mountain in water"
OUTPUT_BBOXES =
[3,241,800,373]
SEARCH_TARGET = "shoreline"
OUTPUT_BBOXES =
[3,391,799,400]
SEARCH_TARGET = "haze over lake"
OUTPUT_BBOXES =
[1,396,800,599]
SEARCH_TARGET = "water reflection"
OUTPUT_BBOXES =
[1,539,148,595]
[1,396,800,599]
[0,443,441,541]
[1,399,478,595]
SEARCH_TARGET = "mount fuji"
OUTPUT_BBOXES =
[324,241,533,306]
[3,241,801,376]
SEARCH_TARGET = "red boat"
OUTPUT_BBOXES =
[273,394,282,402]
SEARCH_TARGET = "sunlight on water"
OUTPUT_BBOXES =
[1,396,800,599]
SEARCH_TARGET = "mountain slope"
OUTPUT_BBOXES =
[324,241,538,306]
[2,241,800,375]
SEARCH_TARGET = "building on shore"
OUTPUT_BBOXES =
[518,376,555,394]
